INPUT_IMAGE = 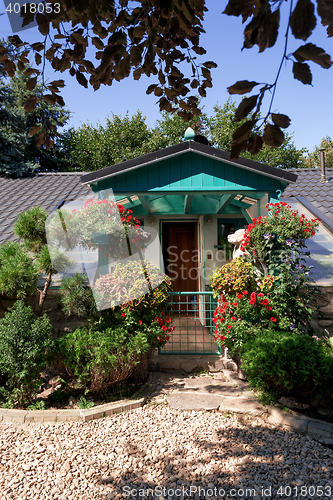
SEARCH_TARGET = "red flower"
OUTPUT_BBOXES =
[243,291,248,295]
[231,316,236,321]
[270,317,277,322]
[233,302,238,307]
[138,320,143,325]
[166,335,170,341]
[237,294,243,299]
[121,313,126,317]
[262,299,269,305]
[220,335,225,341]
[162,325,167,331]
[166,317,171,323]
[258,293,264,297]
[227,325,232,329]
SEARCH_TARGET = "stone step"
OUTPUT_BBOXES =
[148,353,238,373]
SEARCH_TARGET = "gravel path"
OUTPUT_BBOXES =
[0,405,332,500]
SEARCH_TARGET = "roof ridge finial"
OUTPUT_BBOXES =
[184,127,195,141]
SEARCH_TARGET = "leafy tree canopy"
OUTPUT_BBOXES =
[62,100,307,172]
[303,135,333,169]
[0,40,71,175]
[1,1,332,158]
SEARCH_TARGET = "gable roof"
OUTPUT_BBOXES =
[0,172,91,244]
[81,141,298,186]
[283,168,333,222]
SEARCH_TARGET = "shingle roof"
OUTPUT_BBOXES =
[0,173,91,244]
[283,168,333,222]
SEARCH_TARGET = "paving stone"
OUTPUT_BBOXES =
[307,420,333,438]
[167,392,224,410]
[219,397,266,414]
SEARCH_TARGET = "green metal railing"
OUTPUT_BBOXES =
[159,291,221,355]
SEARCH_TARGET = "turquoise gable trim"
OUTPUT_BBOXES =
[91,152,287,195]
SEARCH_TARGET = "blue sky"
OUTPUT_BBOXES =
[1,1,332,153]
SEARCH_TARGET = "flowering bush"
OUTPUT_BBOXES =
[94,259,172,311]
[98,306,174,350]
[60,198,149,260]
[212,289,281,352]
[240,201,320,261]
[210,257,258,298]
[211,202,321,354]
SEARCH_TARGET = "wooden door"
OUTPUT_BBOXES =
[164,222,198,292]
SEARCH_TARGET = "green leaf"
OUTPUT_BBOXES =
[227,80,259,95]
[290,0,316,40]
[292,61,312,84]
[234,95,258,122]
[293,43,332,69]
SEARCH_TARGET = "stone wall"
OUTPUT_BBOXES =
[0,286,332,342]
[309,286,333,338]
[0,289,86,338]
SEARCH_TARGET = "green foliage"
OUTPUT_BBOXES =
[0,242,39,299]
[55,321,150,397]
[27,399,46,410]
[241,202,319,263]
[0,300,53,406]
[61,111,155,171]
[240,330,333,400]
[94,259,173,312]
[60,273,97,319]
[0,42,70,175]
[304,135,333,169]
[12,205,72,309]
[13,205,47,252]
[153,107,209,147]
[210,257,258,298]
[209,100,307,168]
[77,396,94,409]
[211,202,321,353]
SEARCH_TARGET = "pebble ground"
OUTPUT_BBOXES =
[1,404,332,500]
